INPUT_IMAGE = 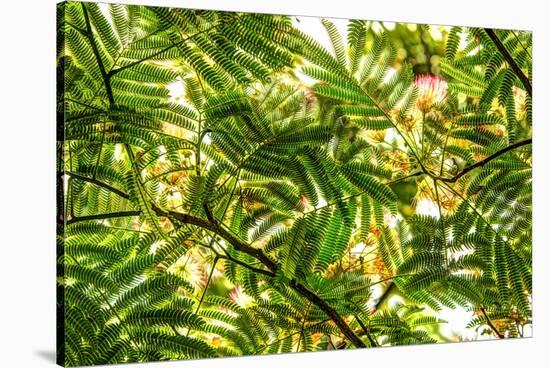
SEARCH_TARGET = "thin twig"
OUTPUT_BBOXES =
[65,210,141,225]
[484,29,532,97]
[355,315,378,347]
[480,307,504,339]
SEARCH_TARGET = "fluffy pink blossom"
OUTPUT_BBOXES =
[229,285,253,307]
[415,74,447,111]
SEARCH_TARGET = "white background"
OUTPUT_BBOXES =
[0,0,547,367]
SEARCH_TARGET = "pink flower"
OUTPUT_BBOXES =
[228,285,253,307]
[415,74,447,111]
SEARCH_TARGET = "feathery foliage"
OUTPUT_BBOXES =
[57,2,532,366]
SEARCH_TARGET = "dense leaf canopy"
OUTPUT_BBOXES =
[57,2,532,366]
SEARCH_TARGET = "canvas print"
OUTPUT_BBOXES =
[56,1,532,366]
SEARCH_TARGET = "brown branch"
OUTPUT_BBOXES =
[63,170,277,267]
[167,209,367,348]
[65,211,141,225]
[164,209,278,273]
[434,138,532,183]
[66,171,129,199]
[404,139,532,184]
[62,172,366,348]
[289,281,366,348]
[480,307,504,339]
[484,29,532,97]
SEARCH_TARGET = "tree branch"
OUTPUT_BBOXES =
[484,28,532,97]
[434,138,532,183]
[403,138,532,183]
[62,172,366,348]
[289,281,366,348]
[66,171,129,199]
[164,209,278,273]
[164,208,367,348]
[65,210,141,225]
